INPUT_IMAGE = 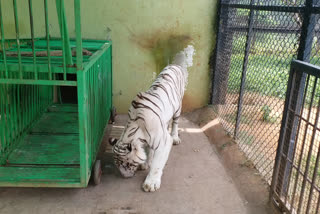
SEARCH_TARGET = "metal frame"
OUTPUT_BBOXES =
[270,0,316,204]
[0,0,113,188]
[221,3,320,13]
[0,0,84,83]
[271,60,320,213]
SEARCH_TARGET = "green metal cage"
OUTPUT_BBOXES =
[0,0,113,187]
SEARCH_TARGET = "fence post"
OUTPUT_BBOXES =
[234,0,255,138]
[211,0,234,106]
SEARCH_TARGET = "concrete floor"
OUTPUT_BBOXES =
[0,115,268,214]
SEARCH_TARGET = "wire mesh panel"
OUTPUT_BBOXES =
[310,14,320,66]
[212,0,307,184]
[213,0,320,212]
[212,6,249,134]
[237,10,302,182]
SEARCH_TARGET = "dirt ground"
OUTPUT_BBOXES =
[217,92,320,188]
[0,110,277,214]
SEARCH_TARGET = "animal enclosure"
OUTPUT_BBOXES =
[0,0,113,187]
[212,0,320,212]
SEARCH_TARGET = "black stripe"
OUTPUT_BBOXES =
[128,126,139,137]
[137,93,162,111]
[136,155,146,161]
[128,112,134,120]
[164,80,178,103]
[131,100,165,134]
[129,116,145,122]
[128,127,136,132]
[138,138,148,144]
[152,83,174,109]
[157,73,178,103]
[145,126,151,140]
[145,91,165,109]
[131,160,140,165]
[114,152,128,157]
[173,108,181,121]
[161,73,181,100]
[171,66,185,95]
[155,139,161,150]
[159,73,177,85]
[131,101,162,122]
[170,66,183,96]
[152,83,170,99]
[113,147,126,154]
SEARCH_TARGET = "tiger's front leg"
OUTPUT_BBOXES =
[142,132,173,192]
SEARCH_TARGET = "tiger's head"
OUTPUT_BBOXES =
[111,121,147,178]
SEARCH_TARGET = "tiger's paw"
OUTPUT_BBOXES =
[172,136,181,145]
[138,163,149,171]
[142,178,161,192]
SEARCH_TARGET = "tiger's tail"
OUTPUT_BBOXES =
[172,45,195,70]
[172,45,195,87]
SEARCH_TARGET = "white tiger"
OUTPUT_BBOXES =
[112,45,195,192]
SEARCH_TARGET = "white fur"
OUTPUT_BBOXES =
[113,45,195,192]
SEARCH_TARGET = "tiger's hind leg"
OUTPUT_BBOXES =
[142,132,173,192]
[171,109,181,145]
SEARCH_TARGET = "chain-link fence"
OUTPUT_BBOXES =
[212,0,320,187]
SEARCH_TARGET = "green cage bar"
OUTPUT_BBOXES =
[0,0,113,188]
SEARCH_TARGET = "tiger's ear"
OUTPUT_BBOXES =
[109,138,118,146]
